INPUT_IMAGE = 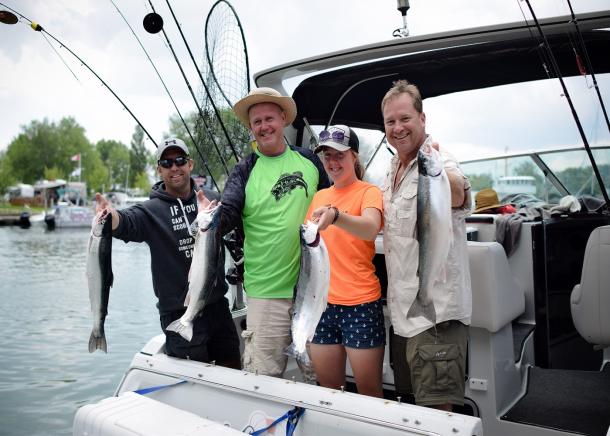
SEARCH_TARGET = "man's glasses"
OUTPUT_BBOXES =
[319,130,348,143]
[158,156,189,168]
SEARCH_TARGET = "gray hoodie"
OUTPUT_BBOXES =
[113,180,228,315]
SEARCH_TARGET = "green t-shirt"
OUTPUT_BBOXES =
[243,147,321,298]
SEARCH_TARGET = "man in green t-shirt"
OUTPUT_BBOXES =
[198,87,330,377]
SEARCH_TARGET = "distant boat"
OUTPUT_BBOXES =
[44,202,96,230]
[106,191,148,209]
[495,176,537,199]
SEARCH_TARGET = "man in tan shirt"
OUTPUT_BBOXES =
[381,80,472,411]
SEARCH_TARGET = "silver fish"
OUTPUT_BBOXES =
[166,202,221,341]
[86,210,113,353]
[286,221,330,368]
[407,142,453,324]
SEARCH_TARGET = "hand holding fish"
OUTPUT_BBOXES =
[310,205,336,231]
[196,190,211,211]
[94,193,119,230]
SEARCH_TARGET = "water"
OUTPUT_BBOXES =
[0,225,160,435]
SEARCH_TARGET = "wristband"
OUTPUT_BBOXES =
[329,206,340,224]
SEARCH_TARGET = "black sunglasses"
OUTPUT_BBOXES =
[158,156,189,168]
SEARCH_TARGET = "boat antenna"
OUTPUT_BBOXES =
[393,0,410,38]
[0,2,158,148]
[565,0,610,134]
[143,0,230,177]
[108,0,220,191]
[523,0,609,208]
[163,0,240,163]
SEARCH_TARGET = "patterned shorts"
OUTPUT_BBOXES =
[311,299,386,349]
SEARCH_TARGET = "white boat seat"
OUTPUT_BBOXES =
[468,241,525,332]
[465,214,497,242]
[570,225,610,348]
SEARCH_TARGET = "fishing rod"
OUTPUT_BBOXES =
[163,0,240,163]
[565,0,610,134]
[523,0,610,208]
[0,2,158,148]
[145,0,231,176]
[109,0,220,191]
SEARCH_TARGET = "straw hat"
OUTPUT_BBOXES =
[474,188,503,213]
[233,87,297,127]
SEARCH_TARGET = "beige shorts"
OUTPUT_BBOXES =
[242,297,293,377]
[391,321,468,406]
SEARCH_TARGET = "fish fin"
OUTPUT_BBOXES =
[166,319,193,342]
[88,331,107,353]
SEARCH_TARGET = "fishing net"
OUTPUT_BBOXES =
[192,0,250,188]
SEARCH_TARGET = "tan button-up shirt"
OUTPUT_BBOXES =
[382,136,472,338]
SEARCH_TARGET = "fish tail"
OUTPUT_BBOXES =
[406,297,437,324]
[166,318,193,342]
[284,341,298,359]
[88,330,107,353]
[285,342,314,374]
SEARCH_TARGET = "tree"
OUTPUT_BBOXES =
[129,125,153,188]
[467,173,494,192]
[166,108,249,190]
[96,139,130,190]
[134,171,151,193]
[0,150,16,194]
[2,117,108,193]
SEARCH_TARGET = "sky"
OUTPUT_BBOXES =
[1,0,609,161]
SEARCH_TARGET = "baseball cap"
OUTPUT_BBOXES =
[157,137,189,160]
[314,125,359,154]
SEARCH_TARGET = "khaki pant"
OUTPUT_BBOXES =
[391,321,468,406]
[242,297,293,377]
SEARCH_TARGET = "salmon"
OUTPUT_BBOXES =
[406,142,452,324]
[166,202,221,341]
[86,210,113,353]
[286,221,330,368]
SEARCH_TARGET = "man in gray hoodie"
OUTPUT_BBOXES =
[95,137,240,368]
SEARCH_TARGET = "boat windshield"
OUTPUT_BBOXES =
[460,146,610,204]
[317,73,610,206]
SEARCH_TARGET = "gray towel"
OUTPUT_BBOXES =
[495,214,527,257]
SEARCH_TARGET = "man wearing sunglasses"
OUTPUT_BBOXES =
[94,137,240,369]
[197,87,330,378]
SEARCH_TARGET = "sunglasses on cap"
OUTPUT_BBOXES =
[158,156,190,168]
[319,129,348,143]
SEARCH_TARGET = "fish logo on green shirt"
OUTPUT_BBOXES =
[270,171,309,201]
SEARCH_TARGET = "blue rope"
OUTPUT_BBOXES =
[250,407,305,436]
[133,380,187,395]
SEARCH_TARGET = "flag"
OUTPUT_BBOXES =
[70,168,81,177]
[70,153,81,162]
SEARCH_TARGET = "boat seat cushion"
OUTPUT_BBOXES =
[468,241,524,332]
[465,214,497,242]
[571,225,610,347]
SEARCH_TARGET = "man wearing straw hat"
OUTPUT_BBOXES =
[198,87,330,377]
